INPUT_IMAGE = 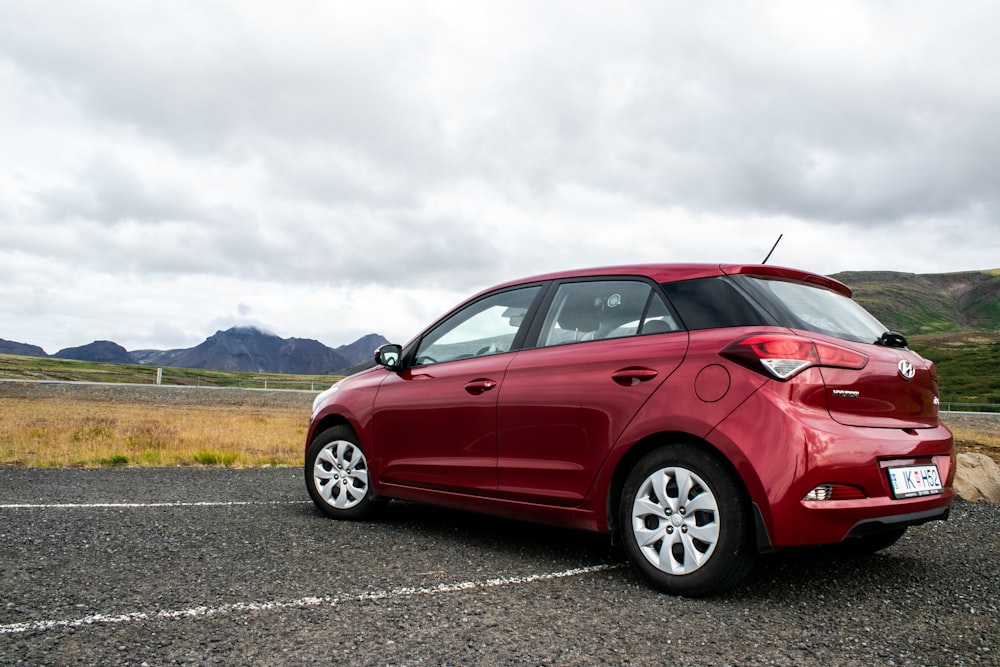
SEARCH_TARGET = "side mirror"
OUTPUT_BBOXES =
[374,343,403,370]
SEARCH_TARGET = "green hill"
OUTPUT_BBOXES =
[832,269,1000,335]
[832,269,1000,406]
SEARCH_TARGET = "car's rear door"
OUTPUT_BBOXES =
[496,279,688,506]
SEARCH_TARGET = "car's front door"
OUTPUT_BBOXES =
[371,285,542,494]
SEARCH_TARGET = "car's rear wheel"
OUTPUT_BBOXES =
[305,426,381,520]
[619,445,756,596]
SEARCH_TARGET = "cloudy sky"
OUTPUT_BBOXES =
[2,1,998,354]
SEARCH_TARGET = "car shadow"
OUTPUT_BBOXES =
[727,540,938,602]
[300,498,943,599]
[373,499,622,566]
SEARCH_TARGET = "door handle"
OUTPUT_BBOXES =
[465,378,498,395]
[612,367,658,386]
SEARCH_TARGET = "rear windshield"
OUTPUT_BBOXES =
[733,275,888,344]
[662,275,888,345]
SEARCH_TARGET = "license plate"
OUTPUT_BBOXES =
[888,465,944,499]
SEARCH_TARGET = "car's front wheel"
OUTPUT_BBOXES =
[619,445,756,596]
[305,426,381,520]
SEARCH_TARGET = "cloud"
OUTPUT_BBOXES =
[0,1,998,352]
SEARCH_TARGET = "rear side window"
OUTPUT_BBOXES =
[538,280,679,347]
[662,277,769,330]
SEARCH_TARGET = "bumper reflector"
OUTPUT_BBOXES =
[804,484,866,501]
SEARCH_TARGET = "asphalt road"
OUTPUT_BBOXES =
[1,468,997,666]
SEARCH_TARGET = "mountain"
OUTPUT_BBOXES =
[54,340,133,364]
[0,338,48,358]
[131,327,389,374]
[2,328,388,375]
[831,269,1000,337]
[334,333,388,368]
[133,327,350,374]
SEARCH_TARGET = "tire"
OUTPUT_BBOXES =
[305,426,381,520]
[618,446,756,597]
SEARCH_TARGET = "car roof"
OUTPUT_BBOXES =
[485,263,852,297]
[403,263,852,348]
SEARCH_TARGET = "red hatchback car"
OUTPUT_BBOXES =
[305,263,955,596]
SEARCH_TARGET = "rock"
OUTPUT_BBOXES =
[955,452,1000,504]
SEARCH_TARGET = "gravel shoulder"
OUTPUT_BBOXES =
[2,468,997,666]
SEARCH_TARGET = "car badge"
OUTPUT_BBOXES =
[832,389,860,399]
[897,359,915,380]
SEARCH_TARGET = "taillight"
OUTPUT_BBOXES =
[720,334,868,381]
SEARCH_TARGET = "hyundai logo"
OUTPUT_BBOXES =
[898,359,916,380]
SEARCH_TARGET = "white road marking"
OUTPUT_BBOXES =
[0,564,624,634]
[0,501,309,509]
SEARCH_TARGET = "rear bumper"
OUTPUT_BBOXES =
[844,505,951,539]
[710,385,956,548]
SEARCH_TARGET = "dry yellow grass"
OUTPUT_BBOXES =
[0,398,307,467]
[950,426,1000,465]
[2,396,998,469]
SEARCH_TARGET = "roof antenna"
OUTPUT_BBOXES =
[762,233,783,264]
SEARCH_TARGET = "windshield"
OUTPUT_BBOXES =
[735,276,888,345]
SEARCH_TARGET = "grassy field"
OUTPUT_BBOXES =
[910,339,1000,405]
[1,351,998,468]
[0,353,341,390]
[952,429,1000,465]
[0,398,307,468]
[4,338,999,405]
[1,395,997,469]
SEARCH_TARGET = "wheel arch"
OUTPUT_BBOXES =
[306,413,360,457]
[605,431,763,547]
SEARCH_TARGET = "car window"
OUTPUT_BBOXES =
[414,286,542,365]
[661,276,770,330]
[538,280,679,347]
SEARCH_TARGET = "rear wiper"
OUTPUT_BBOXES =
[875,331,909,349]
